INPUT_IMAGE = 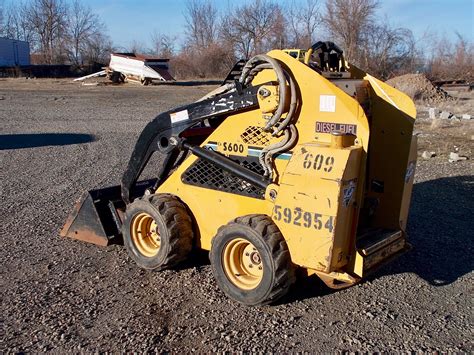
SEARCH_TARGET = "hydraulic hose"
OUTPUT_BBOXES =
[240,53,300,177]
[239,54,288,131]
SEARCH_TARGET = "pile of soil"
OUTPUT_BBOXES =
[386,73,452,103]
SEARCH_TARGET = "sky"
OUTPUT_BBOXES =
[81,0,474,50]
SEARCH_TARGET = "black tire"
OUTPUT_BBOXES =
[210,214,295,306]
[122,193,193,270]
[110,71,122,83]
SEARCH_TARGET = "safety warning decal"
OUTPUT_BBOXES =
[316,121,357,135]
[170,109,189,123]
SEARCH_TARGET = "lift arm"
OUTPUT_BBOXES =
[121,84,262,204]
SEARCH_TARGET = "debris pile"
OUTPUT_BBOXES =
[422,108,471,120]
[448,152,469,163]
[421,151,436,159]
[386,74,452,104]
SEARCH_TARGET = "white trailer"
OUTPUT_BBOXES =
[0,37,30,67]
[107,53,174,85]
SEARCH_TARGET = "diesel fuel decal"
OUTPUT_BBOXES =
[316,121,357,135]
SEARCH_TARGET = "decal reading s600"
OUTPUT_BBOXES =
[273,205,334,233]
[316,121,357,135]
[217,142,247,155]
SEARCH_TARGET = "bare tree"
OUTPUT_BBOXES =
[150,31,176,58]
[2,0,112,66]
[427,32,474,81]
[184,0,218,48]
[24,0,68,63]
[127,40,147,54]
[288,0,321,48]
[324,0,379,62]
[220,12,253,59]
[179,0,233,78]
[360,21,417,78]
[67,0,105,65]
[220,0,284,58]
[0,0,4,33]
[82,32,113,64]
[1,1,35,43]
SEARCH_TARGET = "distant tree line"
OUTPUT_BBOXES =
[0,0,112,65]
[0,0,472,81]
[161,0,473,81]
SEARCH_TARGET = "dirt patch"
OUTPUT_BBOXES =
[386,74,453,104]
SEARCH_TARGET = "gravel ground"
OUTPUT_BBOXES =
[1,79,473,352]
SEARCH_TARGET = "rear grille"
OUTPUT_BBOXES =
[181,156,265,199]
[240,126,271,146]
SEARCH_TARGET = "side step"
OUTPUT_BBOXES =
[60,179,157,246]
[357,229,409,271]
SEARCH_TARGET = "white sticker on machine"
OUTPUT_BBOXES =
[319,95,336,112]
[170,109,189,123]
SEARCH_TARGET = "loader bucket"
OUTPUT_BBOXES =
[60,179,157,246]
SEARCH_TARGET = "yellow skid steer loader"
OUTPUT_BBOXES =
[61,42,417,305]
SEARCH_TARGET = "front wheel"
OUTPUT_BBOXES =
[122,194,193,270]
[210,214,295,306]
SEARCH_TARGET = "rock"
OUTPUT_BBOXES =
[440,111,451,119]
[448,152,468,163]
[428,108,437,119]
[462,114,472,120]
[366,311,375,319]
[422,151,436,159]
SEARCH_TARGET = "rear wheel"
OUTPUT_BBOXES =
[122,194,193,270]
[210,214,295,305]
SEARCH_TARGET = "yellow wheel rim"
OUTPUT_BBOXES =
[130,212,161,257]
[222,238,263,290]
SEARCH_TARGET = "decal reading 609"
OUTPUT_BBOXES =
[273,205,334,233]
[303,153,335,172]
